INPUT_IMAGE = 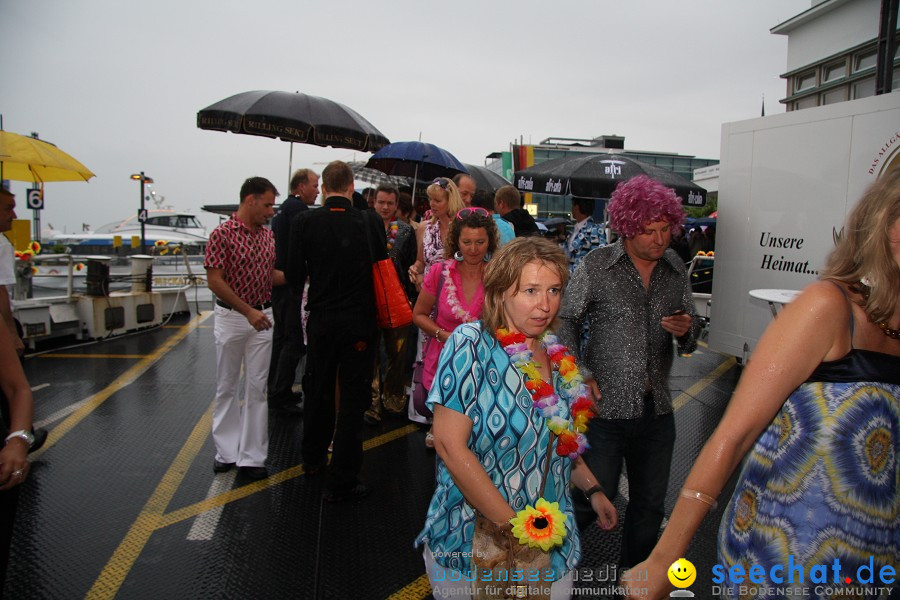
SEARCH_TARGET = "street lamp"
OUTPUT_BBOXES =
[130,172,154,253]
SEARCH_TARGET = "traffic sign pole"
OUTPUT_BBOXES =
[28,188,43,243]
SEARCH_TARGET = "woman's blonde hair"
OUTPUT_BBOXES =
[821,166,900,323]
[426,177,465,223]
[481,237,569,335]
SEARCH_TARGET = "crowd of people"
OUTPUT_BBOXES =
[1,160,897,599]
[199,164,561,499]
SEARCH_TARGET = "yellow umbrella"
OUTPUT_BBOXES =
[0,130,95,183]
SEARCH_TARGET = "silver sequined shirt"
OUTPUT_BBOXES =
[558,240,697,419]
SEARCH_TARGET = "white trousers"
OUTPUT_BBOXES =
[423,544,574,600]
[212,304,272,467]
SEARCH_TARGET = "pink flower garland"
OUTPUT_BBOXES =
[442,262,478,324]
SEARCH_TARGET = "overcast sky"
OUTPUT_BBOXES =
[1,0,810,234]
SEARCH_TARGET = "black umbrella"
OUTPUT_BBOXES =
[514,154,706,207]
[197,90,390,152]
[462,163,510,194]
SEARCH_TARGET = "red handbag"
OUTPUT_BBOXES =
[358,210,413,330]
[372,258,413,329]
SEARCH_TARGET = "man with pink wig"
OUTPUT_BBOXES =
[558,175,697,568]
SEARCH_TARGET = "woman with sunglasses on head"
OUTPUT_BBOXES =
[408,177,465,291]
[413,208,498,448]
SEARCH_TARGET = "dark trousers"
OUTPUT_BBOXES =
[267,285,305,406]
[0,406,16,591]
[0,386,8,428]
[303,311,377,492]
[576,402,676,568]
[370,325,411,414]
[0,485,17,594]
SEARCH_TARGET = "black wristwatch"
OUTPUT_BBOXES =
[583,484,605,501]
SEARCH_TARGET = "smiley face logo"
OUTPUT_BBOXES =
[667,558,696,588]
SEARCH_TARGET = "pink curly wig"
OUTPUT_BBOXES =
[607,175,686,238]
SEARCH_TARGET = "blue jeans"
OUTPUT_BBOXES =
[576,406,676,568]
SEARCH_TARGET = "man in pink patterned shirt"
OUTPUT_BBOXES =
[204,177,282,480]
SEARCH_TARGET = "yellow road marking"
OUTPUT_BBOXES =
[87,418,420,598]
[38,353,149,359]
[158,424,420,528]
[672,356,736,412]
[158,464,307,528]
[29,311,213,459]
[387,574,433,599]
[86,401,214,599]
[364,423,419,450]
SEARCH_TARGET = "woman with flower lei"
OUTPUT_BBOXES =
[416,237,617,599]
[405,179,465,427]
[412,209,499,447]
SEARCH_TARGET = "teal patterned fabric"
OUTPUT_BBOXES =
[717,379,899,599]
[566,216,607,273]
[415,322,580,579]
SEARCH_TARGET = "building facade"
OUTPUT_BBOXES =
[774,0,899,111]
[486,136,718,219]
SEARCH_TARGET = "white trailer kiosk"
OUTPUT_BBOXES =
[708,92,900,361]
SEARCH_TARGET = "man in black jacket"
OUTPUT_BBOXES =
[495,184,540,237]
[268,169,318,413]
[287,161,385,502]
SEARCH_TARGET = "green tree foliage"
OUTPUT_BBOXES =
[685,193,717,219]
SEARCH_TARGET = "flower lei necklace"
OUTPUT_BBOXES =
[385,221,399,252]
[496,328,594,458]
[442,262,479,324]
[497,328,596,550]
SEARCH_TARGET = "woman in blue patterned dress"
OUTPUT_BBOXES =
[416,237,618,600]
[626,168,900,599]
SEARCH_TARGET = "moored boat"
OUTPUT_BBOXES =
[43,209,208,256]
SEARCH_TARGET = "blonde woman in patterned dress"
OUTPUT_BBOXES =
[408,177,465,289]
[626,168,900,599]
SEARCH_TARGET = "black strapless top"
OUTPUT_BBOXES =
[805,282,900,387]
[807,348,900,386]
